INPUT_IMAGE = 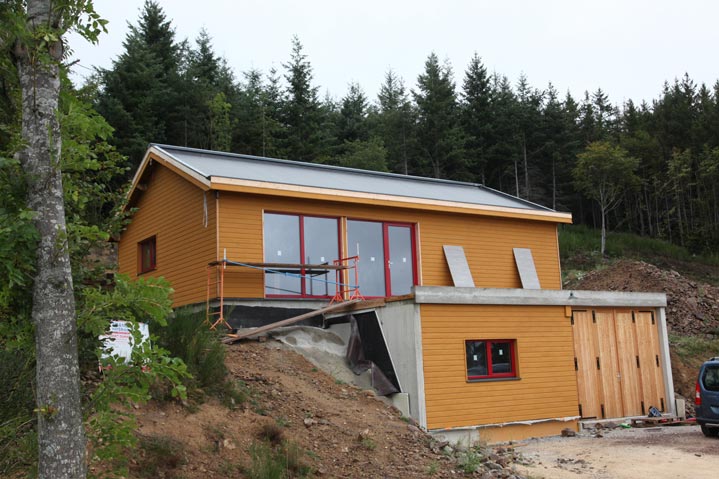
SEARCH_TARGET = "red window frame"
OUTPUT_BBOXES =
[263,212,342,299]
[138,236,156,274]
[382,222,418,298]
[346,218,418,298]
[465,339,517,380]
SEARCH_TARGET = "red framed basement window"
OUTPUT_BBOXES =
[138,236,156,274]
[465,339,517,380]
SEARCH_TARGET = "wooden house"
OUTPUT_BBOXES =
[119,144,675,443]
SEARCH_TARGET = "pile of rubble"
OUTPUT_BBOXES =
[568,259,719,336]
[429,437,529,478]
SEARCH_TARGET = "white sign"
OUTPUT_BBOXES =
[99,320,150,364]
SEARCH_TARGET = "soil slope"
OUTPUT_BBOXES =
[125,341,524,478]
[566,259,719,336]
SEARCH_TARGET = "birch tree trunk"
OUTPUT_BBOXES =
[14,1,87,477]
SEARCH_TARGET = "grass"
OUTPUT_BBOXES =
[134,434,186,478]
[457,449,484,474]
[360,437,377,451]
[245,440,312,479]
[155,307,247,407]
[670,334,719,363]
[559,224,719,283]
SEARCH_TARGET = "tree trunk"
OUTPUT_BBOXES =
[600,206,607,256]
[15,1,87,478]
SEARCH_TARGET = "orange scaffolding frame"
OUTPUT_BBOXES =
[205,257,363,330]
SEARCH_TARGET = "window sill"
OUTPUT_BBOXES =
[138,268,157,276]
[467,377,521,384]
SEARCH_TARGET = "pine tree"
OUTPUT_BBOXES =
[282,35,323,161]
[338,82,369,144]
[95,0,183,169]
[376,70,416,175]
[460,53,492,184]
[413,53,465,179]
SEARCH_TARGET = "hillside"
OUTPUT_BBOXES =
[122,341,525,479]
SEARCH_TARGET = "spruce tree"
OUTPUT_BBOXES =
[282,35,323,161]
[460,53,492,184]
[413,53,465,179]
[95,0,183,169]
[376,70,416,175]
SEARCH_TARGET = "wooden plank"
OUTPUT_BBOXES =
[223,300,363,343]
[636,310,666,411]
[572,310,603,419]
[595,310,623,418]
[615,310,643,416]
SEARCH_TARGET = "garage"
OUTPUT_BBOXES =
[572,308,667,419]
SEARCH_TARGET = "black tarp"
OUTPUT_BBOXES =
[345,312,400,396]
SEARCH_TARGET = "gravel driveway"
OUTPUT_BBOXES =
[514,424,718,479]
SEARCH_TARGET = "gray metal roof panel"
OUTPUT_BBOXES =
[152,144,553,212]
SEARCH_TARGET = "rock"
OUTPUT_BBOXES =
[303,418,316,427]
[222,438,236,450]
[561,428,577,437]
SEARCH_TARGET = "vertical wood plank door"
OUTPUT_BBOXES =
[635,311,666,412]
[594,310,624,418]
[614,310,644,416]
[572,310,603,419]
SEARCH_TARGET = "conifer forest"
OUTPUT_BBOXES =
[6,2,719,254]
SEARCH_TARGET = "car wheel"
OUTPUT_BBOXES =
[701,425,719,437]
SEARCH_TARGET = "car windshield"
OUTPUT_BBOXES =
[703,365,719,392]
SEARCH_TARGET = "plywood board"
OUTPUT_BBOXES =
[513,248,541,289]
[614,310,643,416]
[572,310,603,419]
[443,245,475,287]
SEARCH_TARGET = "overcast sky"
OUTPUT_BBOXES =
[68,0,719,106]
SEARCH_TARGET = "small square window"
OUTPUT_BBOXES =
[466,339,517,380]
[138,236,156,274]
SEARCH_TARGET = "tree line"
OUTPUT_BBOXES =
[90,2,719,254]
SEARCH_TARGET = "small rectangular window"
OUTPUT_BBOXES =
[138,236,156,274]
[466,339,517,380]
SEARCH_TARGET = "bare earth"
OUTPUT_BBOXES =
[514,425,719,479]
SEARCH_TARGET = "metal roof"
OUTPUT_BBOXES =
[152,144,554,212]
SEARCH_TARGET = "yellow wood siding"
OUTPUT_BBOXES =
[118,163,217,306]
[420,304,578,430]
[217,193,562,298]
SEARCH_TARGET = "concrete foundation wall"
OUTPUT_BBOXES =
[374,301,425,424]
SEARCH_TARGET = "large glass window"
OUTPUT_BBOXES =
[466,339,517,380]
[347,220,415,297]
[263,213,339,297]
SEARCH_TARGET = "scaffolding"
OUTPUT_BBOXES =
[205,256,363,330]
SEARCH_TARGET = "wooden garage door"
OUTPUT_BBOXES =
[572,308,666,419]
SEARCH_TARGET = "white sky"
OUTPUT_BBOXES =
[68,0,719,106]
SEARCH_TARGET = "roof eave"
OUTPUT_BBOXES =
[209,176,573,224]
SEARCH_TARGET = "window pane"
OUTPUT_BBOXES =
[264,213,301,295]
[303,216,339,296]
[388,225,413,296]
[704,365,719,392]
[491,341,512,374]
[347,220,385,297]
[466,341,488,377]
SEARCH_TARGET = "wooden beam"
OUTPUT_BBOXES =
[223,300,364,343]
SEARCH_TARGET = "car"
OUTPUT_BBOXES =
[695,356,719,437]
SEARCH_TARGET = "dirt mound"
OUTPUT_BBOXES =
[127,341,525,478]
[566,259,719,336]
